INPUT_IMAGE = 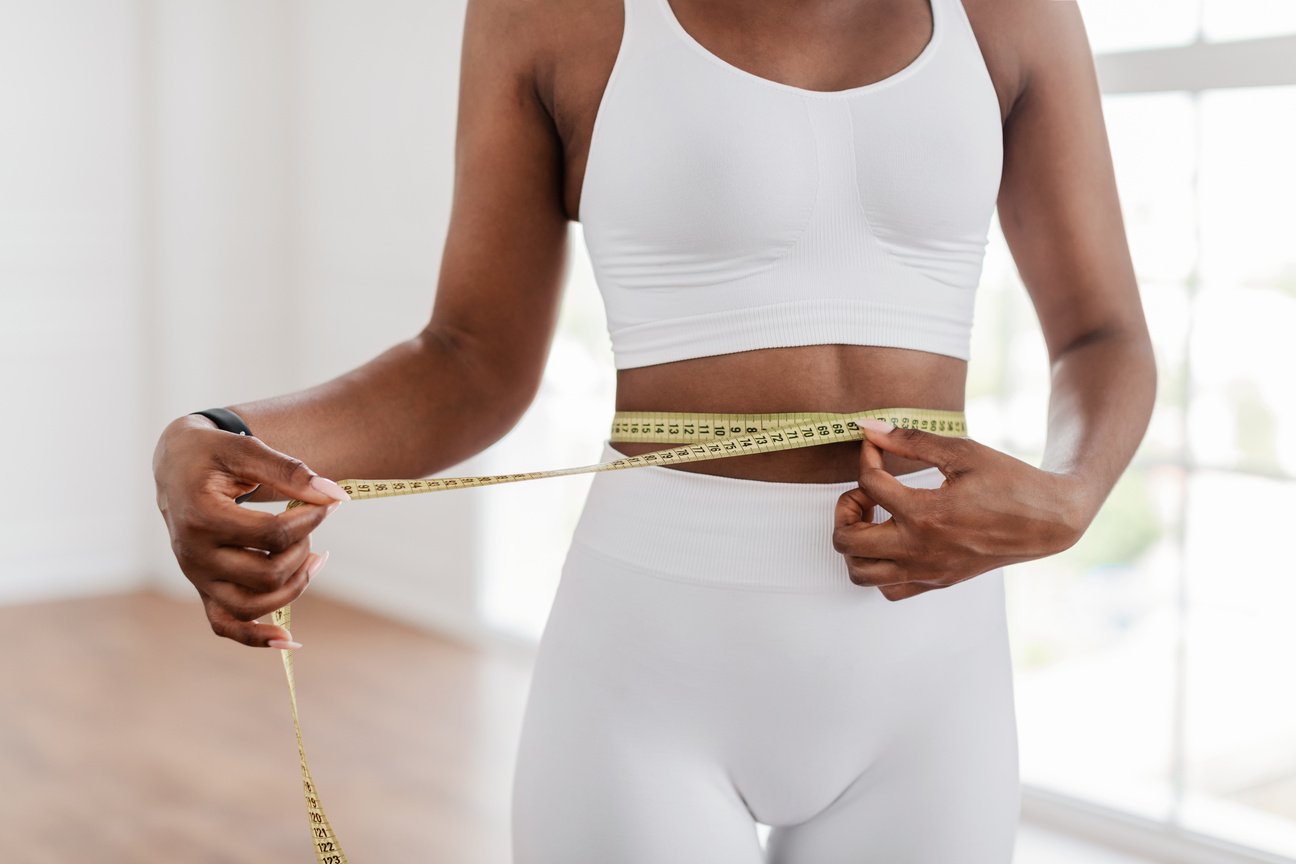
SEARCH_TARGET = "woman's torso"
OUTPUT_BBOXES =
[532,0,1022,482]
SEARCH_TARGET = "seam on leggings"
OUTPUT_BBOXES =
[566,538,868,596]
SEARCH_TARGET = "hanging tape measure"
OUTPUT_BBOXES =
[272,406,967,863]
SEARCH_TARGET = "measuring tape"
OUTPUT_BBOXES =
[272,407,966,862]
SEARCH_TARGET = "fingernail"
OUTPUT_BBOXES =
[325,501,341,515]
[310,475,351,502]
[268,638,303,650]
[857,418,895,433]
[307,550,330,579]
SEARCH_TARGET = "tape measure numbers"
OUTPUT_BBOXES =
[273,407,967,862]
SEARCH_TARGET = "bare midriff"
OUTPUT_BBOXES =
[612,344,967,483]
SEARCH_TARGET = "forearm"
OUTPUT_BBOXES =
[1038,326,1157,528]
[187,327,530,501]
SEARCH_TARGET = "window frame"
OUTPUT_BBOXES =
[1015,26,1296,864]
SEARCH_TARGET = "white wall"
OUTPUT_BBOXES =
[149,0,300,417]
[143,0,301,605]
[144,0,485,640]
[3,0,496,640]
[282,0,483,639]
[0,0,150,603]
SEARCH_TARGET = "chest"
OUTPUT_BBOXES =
[542,0,1018,223]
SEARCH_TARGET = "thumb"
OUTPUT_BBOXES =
[859,426,886,474]
[853,420,917,515]
[855,462,915,517]
[838,427,888,521]
[221,435,350,506]
[855,417,964,471]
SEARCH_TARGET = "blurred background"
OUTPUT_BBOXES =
[1,1,1293,862]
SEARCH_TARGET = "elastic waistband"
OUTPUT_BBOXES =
[566,441,946,592]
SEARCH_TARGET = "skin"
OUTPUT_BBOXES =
[153,0,1156,642]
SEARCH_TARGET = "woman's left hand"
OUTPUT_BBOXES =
[832,419,1095,601]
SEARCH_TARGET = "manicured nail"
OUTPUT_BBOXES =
[857,418,895,434]
[309,475,351,502]
[268,638,303,650]
[325,501,341,516]
[307,550,330,579]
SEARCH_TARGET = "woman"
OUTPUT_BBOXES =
[153,0,1155,860]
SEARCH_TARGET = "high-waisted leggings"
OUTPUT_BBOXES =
[512,441,1021,863]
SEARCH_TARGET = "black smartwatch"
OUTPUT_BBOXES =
[190,407,259,503]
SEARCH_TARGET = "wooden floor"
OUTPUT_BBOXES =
[0,590,1165,863]
[0,590,533,863]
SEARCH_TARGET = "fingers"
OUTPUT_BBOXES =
[834,487,875,531]
[855,465,917,516]
[216,499,338,556]
[210,533,315,593]
[202,551,328,646]
[838,421,978,602]
[853,427,923,515]
[843,557,939,599]
[219,434,351,506]
[204,591,299,647]
[158,416,348,649]
[859,431,886,473]
[835,446,909,561]
[842,556,905,588]
[174,501,337,592]
[833,513,905,561]
[878,581,933,602]
[855,419,972,477]
[839,436,929,598]
[205,549,324,622]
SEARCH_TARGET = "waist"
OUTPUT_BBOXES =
[568,439,948,592]
[613,344,966,481]
[606,407,966,483]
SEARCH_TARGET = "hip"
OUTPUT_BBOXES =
[552,439,1009,652]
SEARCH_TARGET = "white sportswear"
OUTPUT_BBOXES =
[513,0,1020,860]
[580,0,1003,368]
[513,446,1021,863]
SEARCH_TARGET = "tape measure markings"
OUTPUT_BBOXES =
[285,409,966,507]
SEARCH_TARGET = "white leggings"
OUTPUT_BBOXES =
[512,442,1021,863]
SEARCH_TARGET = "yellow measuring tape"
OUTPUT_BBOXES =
[273,407,966,862]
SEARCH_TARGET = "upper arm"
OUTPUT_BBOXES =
[427,0,570,411]
[996,0,1150,360]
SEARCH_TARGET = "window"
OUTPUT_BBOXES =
[971,3,1296,852]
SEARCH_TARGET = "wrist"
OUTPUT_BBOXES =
[169,409,263,502]
[178,412,217,432]
[178,408,261,503]
[156,413,214,463]
[189,407,254,438]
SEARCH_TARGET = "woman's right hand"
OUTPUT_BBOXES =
[152,414,351,649]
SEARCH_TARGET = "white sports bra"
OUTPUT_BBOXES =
[579,0,1004,370]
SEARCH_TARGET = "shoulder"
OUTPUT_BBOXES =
[461,0,562,88]
[958,0,1096,123]
[464,0,556,37]
[522,0,625,131]
[461,0,607,122]
[535,0,623,82]
[469,0,621,72]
